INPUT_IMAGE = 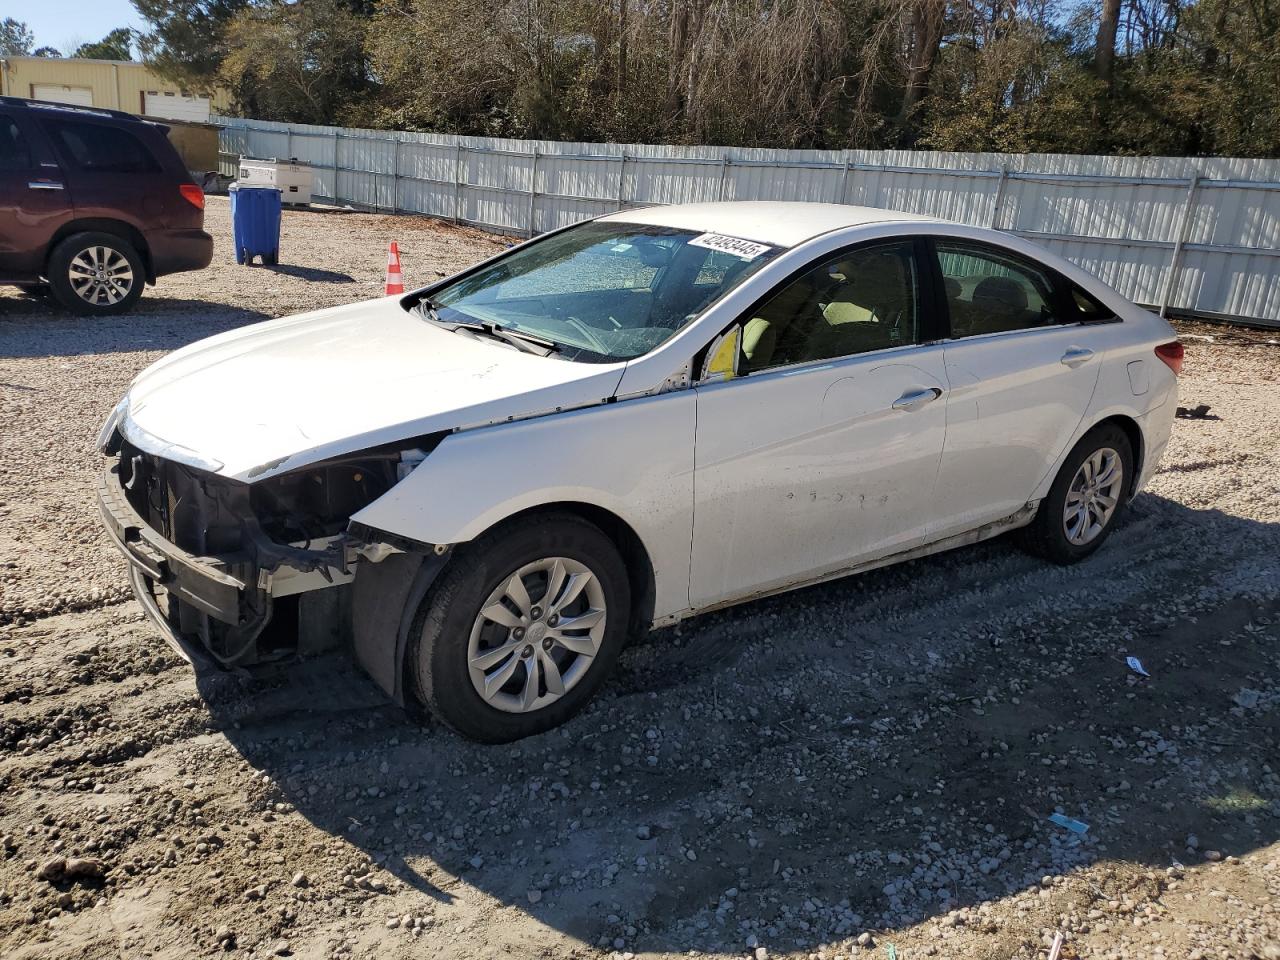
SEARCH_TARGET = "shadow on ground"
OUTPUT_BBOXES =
[191,492,1280,952]
[0,298,271,358]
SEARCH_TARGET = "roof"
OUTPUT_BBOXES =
[602,201,941,248]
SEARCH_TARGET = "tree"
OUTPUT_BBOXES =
[132,0,249,88]
[1095,0,1123,85]
[218,0,373,125]
[74,27,134,61]
[1,17,35,55]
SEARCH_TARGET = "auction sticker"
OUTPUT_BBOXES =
[688,233,773,261]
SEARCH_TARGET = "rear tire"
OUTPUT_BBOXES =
[1018,423,1134,565]
[48,232,145,316]
[407,513,631,743]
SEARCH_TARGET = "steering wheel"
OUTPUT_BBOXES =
[563,315,611,353]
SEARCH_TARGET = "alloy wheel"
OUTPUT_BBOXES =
[1063,446,1124,546]
[68,246,135,306]
[467,557,607,714]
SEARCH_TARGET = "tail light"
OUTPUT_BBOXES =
[1154,341,1184,375]
[179,183,205,210]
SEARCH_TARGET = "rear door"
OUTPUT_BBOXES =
[0,111,70,281]
[928,238,1105,539]
[35,114,169,229]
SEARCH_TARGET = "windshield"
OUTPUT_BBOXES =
[422,221,780,362]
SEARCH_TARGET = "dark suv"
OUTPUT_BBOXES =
[0,97,213,315]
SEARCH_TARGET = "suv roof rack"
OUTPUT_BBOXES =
[0,95,159,125]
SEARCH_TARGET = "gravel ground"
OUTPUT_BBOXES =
[1,200,1278,960]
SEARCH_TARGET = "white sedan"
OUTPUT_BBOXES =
[96,202,1181,741]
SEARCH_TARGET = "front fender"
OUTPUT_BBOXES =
[351,391,697,621]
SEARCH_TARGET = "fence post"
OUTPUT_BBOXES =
[717,154,731,201]
[989,166,1009,230]
[527,149,540,238]
[616,153,627,210]
[453,142,463,224]
[1159,171,1202,319]
[285,127,293,162]
[331,131,339,203]
[391,137,399,214]
[839,158,851,204]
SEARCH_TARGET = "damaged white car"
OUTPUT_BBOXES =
[97,202,1181,742]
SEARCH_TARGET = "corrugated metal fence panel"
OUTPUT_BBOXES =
[215,116,1280,325]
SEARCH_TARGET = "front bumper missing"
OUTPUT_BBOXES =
[96,463,356,666]
[97,464,249,624]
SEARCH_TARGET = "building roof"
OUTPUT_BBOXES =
[602,201,940,248]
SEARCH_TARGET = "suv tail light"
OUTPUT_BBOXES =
[179,183,205,210]
[1154,341,1184,375]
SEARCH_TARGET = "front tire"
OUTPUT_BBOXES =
[1019,423,1134,564]
[47,232,145,316]
[407,513,631,743]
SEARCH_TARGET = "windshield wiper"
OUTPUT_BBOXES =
[414,298,559,355]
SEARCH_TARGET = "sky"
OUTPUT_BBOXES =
[12,0,148,57]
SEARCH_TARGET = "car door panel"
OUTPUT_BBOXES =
[932,325,1103,540]
[0,113,70,280]
[690,346,947,609]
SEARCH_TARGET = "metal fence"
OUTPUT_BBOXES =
[216,116,1280,327]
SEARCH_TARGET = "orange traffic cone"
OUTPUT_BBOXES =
[384,242,404,295]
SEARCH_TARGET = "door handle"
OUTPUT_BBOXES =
[28,180,65,190]
[1060,347,1094,368]
[891,387,943,412]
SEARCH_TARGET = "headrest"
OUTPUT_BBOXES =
[973,276,1027,312]
[943,277,962,300]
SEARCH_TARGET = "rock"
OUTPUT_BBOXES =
[1203,850,1222,862]
[291,872,308,888]
[527,889,542,904]
[636,825,651,840]
[754,949,769,960]
[64,858,104,880]
[271,940,290,956]
[36,857,67,882]
[857,932,875,948]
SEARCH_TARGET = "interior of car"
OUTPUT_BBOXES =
[741,243,918,372]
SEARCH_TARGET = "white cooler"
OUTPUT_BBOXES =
[236,156,313,206]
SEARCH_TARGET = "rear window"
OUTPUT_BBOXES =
[43,119,160,174]
[0,115,31,171]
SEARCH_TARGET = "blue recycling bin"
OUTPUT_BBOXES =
[229,184,282,266]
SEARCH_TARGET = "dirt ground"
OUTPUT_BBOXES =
[0,198,1277,960]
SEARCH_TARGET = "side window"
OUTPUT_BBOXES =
[741,241,919,373]
[1064,282,1114,321]
[935,241,1057,337]
[0,115,32,171]
[43,119,160,174]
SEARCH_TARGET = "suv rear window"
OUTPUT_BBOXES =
[44,119,160,174]
[0,116,31,171]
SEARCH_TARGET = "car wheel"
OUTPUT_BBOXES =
[1019,423,1134,564]
[407,513,631,743]
[48,232,145,316]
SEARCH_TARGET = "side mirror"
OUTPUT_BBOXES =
[700,324,742,383]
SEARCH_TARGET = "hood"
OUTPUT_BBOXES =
[120,297,627,482]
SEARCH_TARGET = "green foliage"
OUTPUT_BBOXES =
[129,0,1280,157]
[132,0,250,88]
[0,18,35,56]
[74,28,135,61]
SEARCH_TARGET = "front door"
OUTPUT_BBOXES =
[689,239,948,609]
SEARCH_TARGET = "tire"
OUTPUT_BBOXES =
[1018,423,1134,565]
[407,513,631,743]
[47,232,146,316]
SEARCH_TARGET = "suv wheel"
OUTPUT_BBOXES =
[48,232,145,316]
[407,513,631,743]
